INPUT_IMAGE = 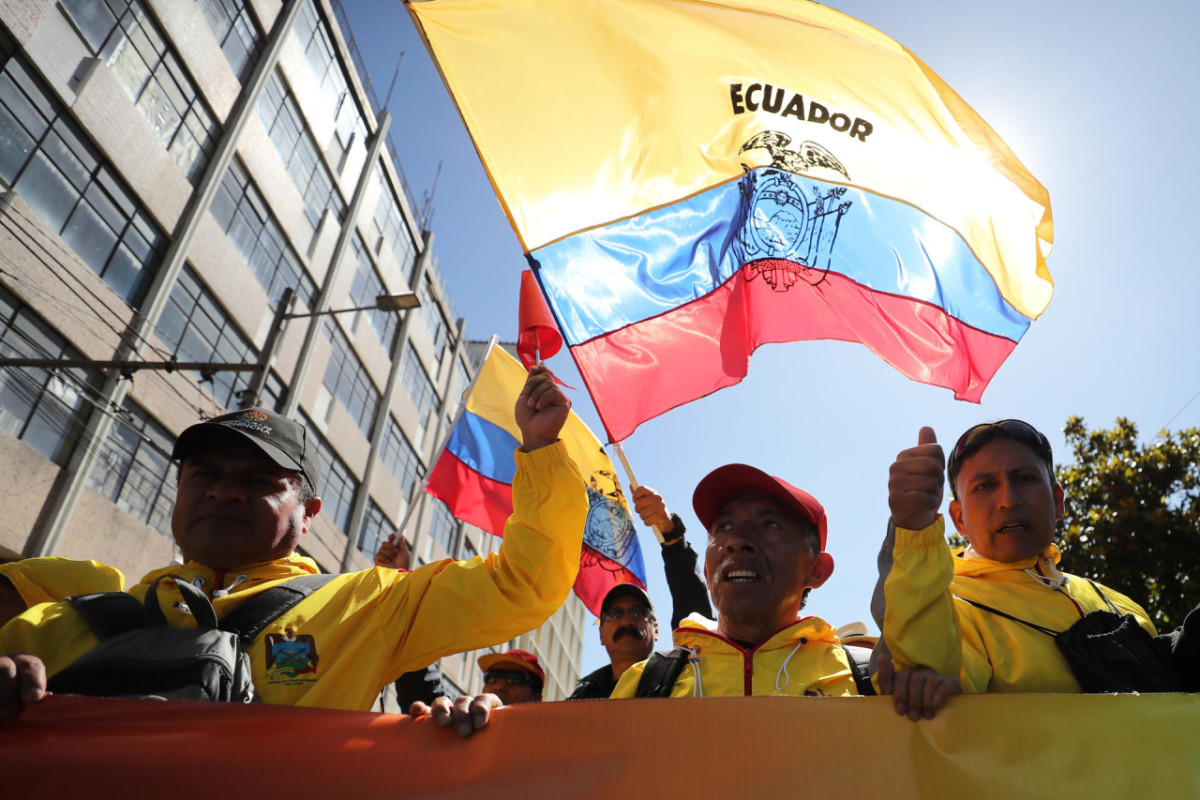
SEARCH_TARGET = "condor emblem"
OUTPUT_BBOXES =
[265,628,319,680]
[734,131,853,291]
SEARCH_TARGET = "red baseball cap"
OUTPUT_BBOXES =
[692,464,828,551]
[477,649,545,683]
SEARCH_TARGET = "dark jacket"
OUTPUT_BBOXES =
[660,515,713,628]
[568,664,618,700]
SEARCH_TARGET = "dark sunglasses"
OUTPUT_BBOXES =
[483,669,536,688]
[947,419,1053,498]
[600,604,652,624]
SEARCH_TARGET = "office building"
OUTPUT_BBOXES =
[0,0,584,701]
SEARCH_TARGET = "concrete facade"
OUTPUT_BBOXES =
[0,0,584,703]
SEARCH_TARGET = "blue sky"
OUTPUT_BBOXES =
[342,0,1200,671]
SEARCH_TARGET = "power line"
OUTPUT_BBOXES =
[1160,386,1200,434]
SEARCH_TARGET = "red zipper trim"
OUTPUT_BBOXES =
[677,619,817,696]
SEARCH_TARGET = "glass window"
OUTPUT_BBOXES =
[0,55,166,306]
[306,418,358,533]
[294,0,366,154]
[210,159,315,309]
[256,71,345,235]
[348,234,398,349]
[156,266,257,409]
[461,537,478,561]
[370,164,417,279]
[0,285,100,464]
[322,320,379,437]
[60,0,220,182]
[379,417,422,500]
[418,278,451,364]
[87,401,176,538]
[196,0,261,81]
[401,345,437,430]
[358,500,395,561]
[428,498,457,554]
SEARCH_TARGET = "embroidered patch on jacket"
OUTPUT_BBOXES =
[264,628,319,684]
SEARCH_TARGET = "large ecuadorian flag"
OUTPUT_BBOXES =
[426,345,647,615]
[409,0,1054,441]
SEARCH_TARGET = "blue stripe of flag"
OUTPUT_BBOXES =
[533,168,1032,346]
[444,409,521,486]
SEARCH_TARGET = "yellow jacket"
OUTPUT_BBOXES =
[610,615,856,698]
[883,517,1156,693]
[0,557,125,607]
[0,443,585,711]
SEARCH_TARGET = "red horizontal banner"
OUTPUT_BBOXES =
[4,693,1197,798]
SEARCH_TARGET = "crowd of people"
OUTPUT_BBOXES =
[1,365,1195,732]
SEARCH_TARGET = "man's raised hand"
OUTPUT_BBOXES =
[515,365,570,452]
[888,427,945,530]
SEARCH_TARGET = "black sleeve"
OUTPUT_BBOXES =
[393,664,450,709]
[660,514,713,628]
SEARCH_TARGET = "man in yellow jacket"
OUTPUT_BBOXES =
[0,365,585,717]
[611,464,855,699]
[883,420,1156,696]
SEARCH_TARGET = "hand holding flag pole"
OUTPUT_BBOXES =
[613,441,666,544]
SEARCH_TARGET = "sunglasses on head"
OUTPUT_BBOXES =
[599,604,652,624]
[483,669,536,688]
[947,419,1053,498]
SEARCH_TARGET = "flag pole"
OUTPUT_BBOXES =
[402,335,500,557]
[612,441,665,544]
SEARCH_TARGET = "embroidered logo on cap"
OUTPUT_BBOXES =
[219,409,273,437]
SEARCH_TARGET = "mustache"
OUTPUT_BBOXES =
[612,625,646,642]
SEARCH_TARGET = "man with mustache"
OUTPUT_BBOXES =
[0,365,585,717]
[568,583,659,700]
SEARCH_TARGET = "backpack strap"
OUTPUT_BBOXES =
[634,646,695,698]
[842,644,876,696]
[144,575,218,629]
[219,574,339,642]
[954,595,1060,637]
[1086,579,1121,614]
[67,592,146,640]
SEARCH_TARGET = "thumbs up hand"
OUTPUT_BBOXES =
[888,427,945,530]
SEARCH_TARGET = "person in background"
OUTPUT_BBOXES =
[568,583,658,700]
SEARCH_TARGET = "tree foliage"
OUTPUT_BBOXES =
[1055,416,1200,630]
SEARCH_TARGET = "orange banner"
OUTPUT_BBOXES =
[4,693,1198,797]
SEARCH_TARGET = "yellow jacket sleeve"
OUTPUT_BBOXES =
[609,658,647,698]
[882,517,991,693]
[370,440,587,676]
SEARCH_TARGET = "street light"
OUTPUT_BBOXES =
[287,291,421,319]
[239,288,421,407]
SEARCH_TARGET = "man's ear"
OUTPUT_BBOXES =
[805,552,834,589]
[949,499,966,536]
[1052,482,1065,520]
[300,497,322,535]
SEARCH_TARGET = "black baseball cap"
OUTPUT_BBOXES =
[600,583,653,616]
[172,408,321,491]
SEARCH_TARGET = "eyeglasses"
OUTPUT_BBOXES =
[482,669,536,688]
[947,419,1053,499]
[599,604,653,624]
